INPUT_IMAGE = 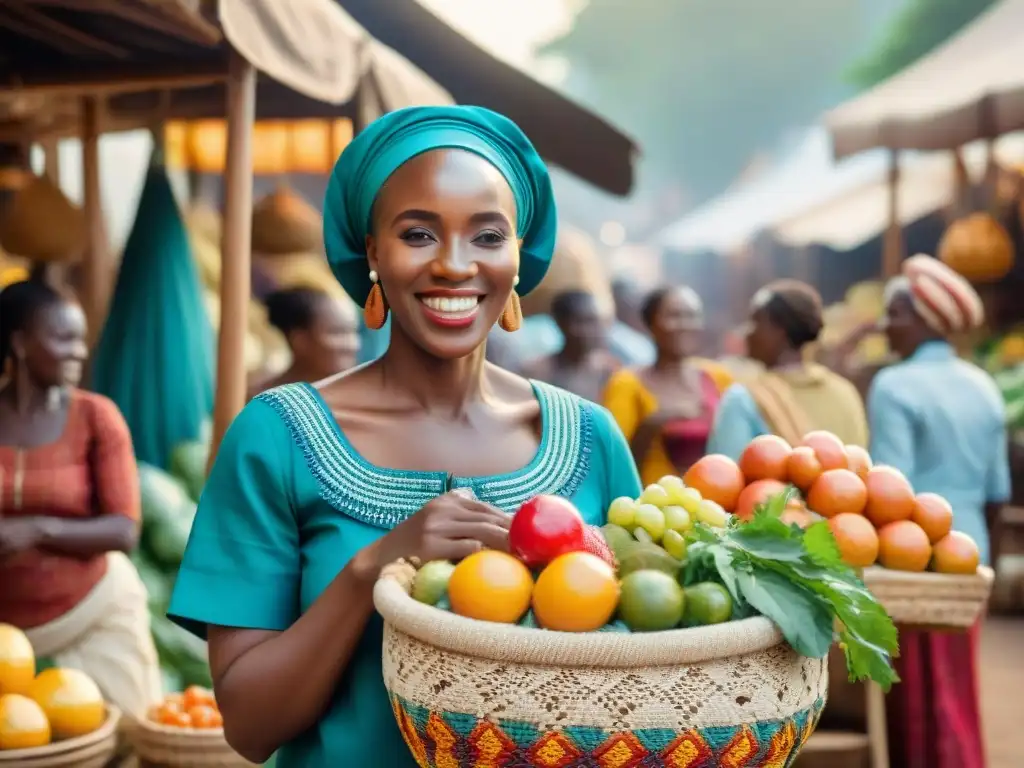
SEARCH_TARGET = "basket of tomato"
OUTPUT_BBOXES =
[128,686,256,767]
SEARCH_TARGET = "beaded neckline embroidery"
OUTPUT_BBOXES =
[257,381,592,529]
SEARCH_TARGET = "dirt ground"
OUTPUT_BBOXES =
[980,616,1023,768]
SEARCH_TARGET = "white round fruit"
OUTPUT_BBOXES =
[662,505,692,533]
[634,503,667,542]
[607,496,638,528]
[639,484,672,508]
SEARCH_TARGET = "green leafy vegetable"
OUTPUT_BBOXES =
[683,488,900,690]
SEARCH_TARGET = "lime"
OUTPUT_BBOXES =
[412,560,456,605]
[616,541,682,578]
[607,497,638,528]
[634,503,666,542]
[639,484,672,508]
[662,505,692,533]
[682,582,734,626]
[657,475,688,505]
[678,487,703,514]
[618,570,685,631]
[662,529,687,560]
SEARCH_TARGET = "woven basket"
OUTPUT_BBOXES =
[0,705,119,768]
[0,174,86,262]
[128,718,257,767]
[862,565,995,630]
[374,571,828,767]
[251,186,321,256]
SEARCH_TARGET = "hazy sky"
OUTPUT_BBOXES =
[419,0,577,67]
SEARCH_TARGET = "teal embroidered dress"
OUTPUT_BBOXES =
[168,380,642,767]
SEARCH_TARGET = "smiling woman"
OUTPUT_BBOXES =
[166,106,642,766]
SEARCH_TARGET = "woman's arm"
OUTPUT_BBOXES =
[31,515,137,558]
[705,385,766,461]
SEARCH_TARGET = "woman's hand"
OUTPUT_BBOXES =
[0,517,44,559]
[351,491,510,583]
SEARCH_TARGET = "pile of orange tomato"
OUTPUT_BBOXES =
[147,685,223,729]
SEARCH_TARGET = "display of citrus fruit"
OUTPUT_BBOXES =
[187,704,224,729]
[806,468,867,518]
[26,668,105,740]
[877,520,932,572]
[931,531,980,575]
[182,685,216,712]
[864,466,916,527]
[683,454,745,512]
[786,446,823,491]
[617,570,685,631]
[0,625,35,697]
[911,492,954,544]
[801,431,849,471]
[0,693,51,750]
[845,445,873,481]
[779,507,817,529]
[447,551,534,624]
[734,479,790,521]
[682,582,733,626]
[738,435,792,482]
[532,552,620,632]
[828,513,879,568]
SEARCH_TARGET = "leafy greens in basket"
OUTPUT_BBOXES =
[683,488,900,691]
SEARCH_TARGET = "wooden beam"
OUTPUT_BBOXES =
[882,149,903,279]
[4,2,131,57]
[0,63,228,98]
[79,95,111,349]
[25,0,221,46]
[209,48,256,469]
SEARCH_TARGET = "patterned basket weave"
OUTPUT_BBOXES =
[0,706,119,768]
[862,565,994,629]
[375,571,829,768]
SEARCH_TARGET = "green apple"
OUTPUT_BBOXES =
[639,483,672,508]
[607,496,638,528]
[634,503,667,542]
[662,505,692,533]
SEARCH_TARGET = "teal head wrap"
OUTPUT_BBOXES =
[323,105,557,305]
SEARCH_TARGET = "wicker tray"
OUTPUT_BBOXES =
[0,705,119,768]
[374,568,828,768]
[127,718,257,768]
[862,565,995,629]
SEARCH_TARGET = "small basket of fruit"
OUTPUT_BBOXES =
[728,432,995,630]
[375,478,898,768]
[0,625,120,768]
[129,687,256,767]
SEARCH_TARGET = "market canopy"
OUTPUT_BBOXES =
[825,0,1024,160]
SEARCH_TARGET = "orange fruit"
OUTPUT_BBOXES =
[182,685,216,712]
[26,668,106,740]
[828,513,879,568]
[0,693,51,750]
[912,492,954,544]
[447,550,533,624]
[864,466,916,527]
[931,531,980,575]
[738,435,793,482]
[780,507,817,529]
[877,520,932,572]
[845,445,873,481]
[801,431,849,471]
[532,552,620,632]
[734,479,790,522]
[786,446,823,491]
[806,469,867,518]
[0,624,35,696]
[683,454,746,512]
[160,708,193,728]
[187,704,224,729]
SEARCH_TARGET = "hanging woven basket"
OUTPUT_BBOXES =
[938,213,1014,284]
[0,175,86,262]
[251,185,322,256]
[519,226,614,317]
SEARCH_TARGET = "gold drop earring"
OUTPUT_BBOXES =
[499,275,522,332]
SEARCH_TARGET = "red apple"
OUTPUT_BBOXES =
[509,495,586,568]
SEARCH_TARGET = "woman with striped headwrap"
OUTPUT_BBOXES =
[872,254,1010,768]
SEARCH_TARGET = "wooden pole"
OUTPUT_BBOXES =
[209,49,256,469]
[40,137,61,185]
[80,95,110,348]
[881,149,902,278]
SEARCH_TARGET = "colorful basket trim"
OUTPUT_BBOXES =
[392,695,824,768]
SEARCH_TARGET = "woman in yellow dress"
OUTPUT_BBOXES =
[706,280,868,458]
[603,286,732,485]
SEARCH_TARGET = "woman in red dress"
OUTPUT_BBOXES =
[0,278,161,718]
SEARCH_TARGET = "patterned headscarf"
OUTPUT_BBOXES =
[890,254,984,335]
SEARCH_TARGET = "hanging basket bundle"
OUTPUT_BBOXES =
[251,186,322,256]
[0,175,86,262]
[519,226,614,317]
[938,213,1015,284]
